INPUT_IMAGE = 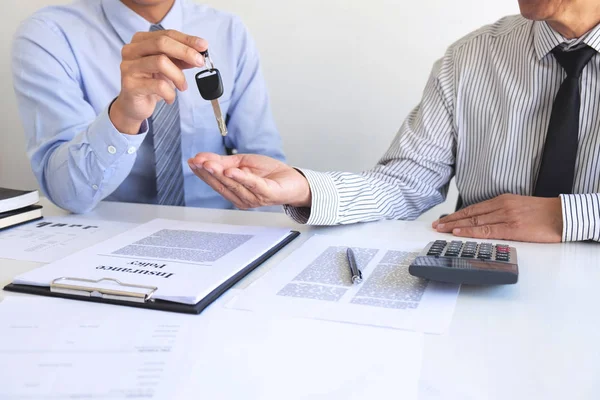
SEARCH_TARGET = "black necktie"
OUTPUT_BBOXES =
[534,44,597,198]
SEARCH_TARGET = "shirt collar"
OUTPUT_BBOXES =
[101,0,183,45]
[534,20,600,60]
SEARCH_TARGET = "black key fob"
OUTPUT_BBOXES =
[195,69,224,101]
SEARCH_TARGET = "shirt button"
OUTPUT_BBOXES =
[108,145,117,154]
[127,146,136,154]
[92,184,99,190]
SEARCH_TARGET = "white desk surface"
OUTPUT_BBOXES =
[1,199,599,400]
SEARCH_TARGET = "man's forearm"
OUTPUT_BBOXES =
[284,166,449,225]
[36,107,147,213]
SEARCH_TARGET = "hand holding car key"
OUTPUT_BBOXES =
[195,50,228,137]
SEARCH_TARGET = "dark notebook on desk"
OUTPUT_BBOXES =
[0,188,40,214]
[0,188,42,231]
[0,205,43,231]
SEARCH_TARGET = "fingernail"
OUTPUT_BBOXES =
[196,53,204,66]
[453,228,461,234]
[206,168,214,174]
[196,38,205,48]
[437,223,445,229]
[189,164,197,170]
[432,220,439,228]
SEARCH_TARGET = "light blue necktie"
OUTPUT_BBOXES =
[149,23,185,206]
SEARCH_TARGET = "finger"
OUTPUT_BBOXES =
[189,153,244,171]
[452,224,512,241]
[224,167,273,198]
[201,162,266,209]
[435,209,507,233]
[122,36,205,69]
[123,55,187,91]
[131,30,208,53]
[154,73,176,90]
[122,77,176,103]
[189,164,249,209]
[204,161,266,208]
[434,198,503,227]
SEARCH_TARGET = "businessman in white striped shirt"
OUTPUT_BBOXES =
[189,0,600,244]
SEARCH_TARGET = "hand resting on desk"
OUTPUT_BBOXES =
[432,194,563,243]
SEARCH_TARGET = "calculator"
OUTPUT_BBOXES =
[408,240,519,285]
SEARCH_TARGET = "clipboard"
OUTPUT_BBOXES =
[4,230,300,314]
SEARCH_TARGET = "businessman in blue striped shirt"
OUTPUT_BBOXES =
[12,0,285,213]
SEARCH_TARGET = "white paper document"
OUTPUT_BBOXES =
[12,219,295,304]
[230,234,460,334]
[0,216,136,263]
[0,293,423,400]
[0,296,197,400]
[186,310,424,400]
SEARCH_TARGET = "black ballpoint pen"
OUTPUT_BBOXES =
[346,248,363,284]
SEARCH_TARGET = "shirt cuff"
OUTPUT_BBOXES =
[283,169,340,225]
[86,105,148,168]
[560,193,600,242]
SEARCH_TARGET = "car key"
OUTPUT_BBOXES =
[195,50,228,137]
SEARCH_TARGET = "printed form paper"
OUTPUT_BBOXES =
[0,216,136,263]
[0,296,198,400]
[0,294,424,400]
[12,219,294,304]
[230,234,460,334]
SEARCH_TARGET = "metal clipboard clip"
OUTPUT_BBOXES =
[50,277,158,304]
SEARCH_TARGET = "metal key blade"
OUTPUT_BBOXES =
[210,99,228,137]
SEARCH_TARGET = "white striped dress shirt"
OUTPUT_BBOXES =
[285,15,600,242]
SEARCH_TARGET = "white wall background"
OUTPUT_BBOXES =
[0,0,520,220]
